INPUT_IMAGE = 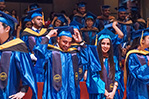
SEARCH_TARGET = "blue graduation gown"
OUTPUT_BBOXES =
[80,27,99,45]
[126,52,149,99]
[21,28,51,82]
[86,46,121,99]
[94,16,115,31]
[34,43,88,99]
[73,13,86,28]
[0,38,37,99]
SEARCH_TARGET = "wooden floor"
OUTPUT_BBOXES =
[23,81,89,99]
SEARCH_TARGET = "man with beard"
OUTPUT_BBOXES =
[72,2,87,28]
[0,0,9,14]
[95,5,115,31]
[33,26,88,99]
[21,8,49,82]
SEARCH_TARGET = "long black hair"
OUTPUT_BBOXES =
[97,38,115,81]
[129,36,146,50]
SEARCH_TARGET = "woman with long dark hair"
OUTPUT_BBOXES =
[124,29,149,99]
[85,22,123,99]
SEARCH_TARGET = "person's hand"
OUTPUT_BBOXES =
[9,91,25,99]
[104,90,110,97]
[30,54,37,61]
[17,26,22,31]
[108,91,115,99]
[72,29,82,43]
[83,70,87,81]
[47,29,57,38]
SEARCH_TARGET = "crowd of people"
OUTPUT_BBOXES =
[0,0,148,99]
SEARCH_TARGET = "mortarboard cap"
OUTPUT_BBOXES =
[130,6,138,12]
[131,28,149,40]
[28,8,42,20]
[77,2,86,8]
[22,16,31,22]
[54,26,74,38]
[29,3,39,10]
[131,28,149,46]
[69,21,83,29]
[97,28,115,41]
[102,5,110,9]
[85,12,97,20]
[55,13,68,24]
[115,6,127,12]
[0,11,18,34]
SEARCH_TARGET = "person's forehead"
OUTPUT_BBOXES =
[103,8,110,11]
[61,36,72,39]
[119,11,126,14]
[79,7,85,9]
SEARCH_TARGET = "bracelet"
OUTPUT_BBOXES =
[78,40,84,44]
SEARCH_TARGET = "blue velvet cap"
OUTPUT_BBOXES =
[0,10,18,34]
[85,12,97,20]
[69,21,83,29]
[55,13,68,24]
[98,28,115,41]
[115,6,127,12]
[28,8,42,20]
[29,3,39,10]
[54,26,74,38]
[102,5,110,9]
[131,28,149,40]
[22,16,31,22]
[77,2,86,7]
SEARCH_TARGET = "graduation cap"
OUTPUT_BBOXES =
[29,3,39,10]
[28,8,42,20]
[85,12,97,20]
[0,11,18,34]
[130,6,138,12]
[97,28,115,41]
[101,5,110,9]
[115,6,127,12]
[54,26,74,38]
[69,21,83,29]
[131,28,149,46]
[131,28,149,40]
[77,2,86,8]
[22,16,31,22]
[54,13,68,24]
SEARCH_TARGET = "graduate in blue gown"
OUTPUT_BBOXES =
[48,13,69,30]
[129,6,146,31]
[21,8,50,82]
[80,12,99,45]
[0,11,37,99]
[73,2,87,28]
[85,26,123,99]
[94,5,115,31]
[124,29,149,99]
[33,26,88,99]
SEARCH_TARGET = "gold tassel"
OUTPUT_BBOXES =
[42,12,45,25]
[140,30,144,47]
[94,34,98,46]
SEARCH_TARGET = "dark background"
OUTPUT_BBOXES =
[5,0,53,3]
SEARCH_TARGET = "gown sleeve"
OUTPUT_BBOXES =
[128,53,149,84]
